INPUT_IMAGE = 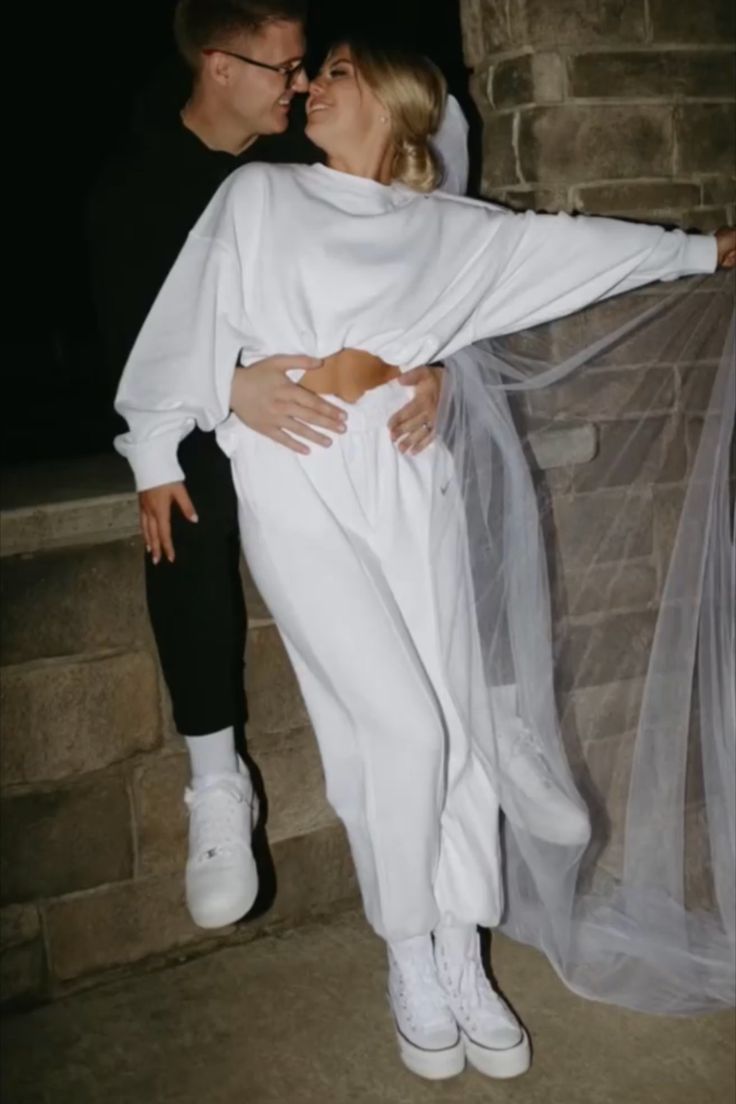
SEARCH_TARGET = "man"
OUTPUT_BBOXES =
[88,0,465,930]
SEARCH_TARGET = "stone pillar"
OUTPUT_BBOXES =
[460,0,735,228]
[459,0,734,892]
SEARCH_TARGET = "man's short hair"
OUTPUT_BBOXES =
[174,0,307,68]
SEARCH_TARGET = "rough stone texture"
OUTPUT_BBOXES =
[555,609,657,691]
[520,0,648,47]
[250,727,336,844]
[480,111,518,189]
[134,731,335,877]
[0,651,161,786]
[569,50,736,100]
[549,488,653,564]
[649,0,736,44]
[573,181,702,217]
[3,910,734,1104]
[675,104,736,177]
[677,363,718,413]
[571,416,687,492]
[563,676,646,744]
[45,824,356,982]
[245,625,310,735]
[526,366,676,418]
[0,904,47,1006]
[557,559,656,617]
[520,105,674,184]
[0,774,133,904]
[0,539,149,665]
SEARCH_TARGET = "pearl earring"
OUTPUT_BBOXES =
[380,115,389,124]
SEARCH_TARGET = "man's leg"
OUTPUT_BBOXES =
[144,428,257,928]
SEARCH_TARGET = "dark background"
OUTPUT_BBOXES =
[3,1,473,467]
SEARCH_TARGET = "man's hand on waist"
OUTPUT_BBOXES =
[230,355,348,454]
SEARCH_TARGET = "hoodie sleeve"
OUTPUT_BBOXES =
[465,209,717,341]
[113,179,248,491]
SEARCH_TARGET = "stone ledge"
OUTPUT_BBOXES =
[1,431,600,560]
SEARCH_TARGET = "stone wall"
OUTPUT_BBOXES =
[460,0,735,227]
[0,513,357,1008]
[459,0,734,894]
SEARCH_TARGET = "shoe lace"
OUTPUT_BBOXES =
[394,953,452,1029]
[186,782,248,861]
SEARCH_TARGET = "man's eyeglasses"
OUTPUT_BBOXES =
[202,48,305,89]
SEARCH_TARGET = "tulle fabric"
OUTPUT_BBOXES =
[432,271,735,1013]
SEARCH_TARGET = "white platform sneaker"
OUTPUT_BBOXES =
[387,937,465,1081]
[184,757,259,929]
[435,923,531,1079]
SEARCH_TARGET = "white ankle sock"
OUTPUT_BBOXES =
[184,727,238,789]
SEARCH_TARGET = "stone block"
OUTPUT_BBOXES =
[557,559,657,617]
[0,774,133,904]
[250,728,336,844]
[46,824,357,982]
[0,651,161,787]
[555,609,657,691]
[520,0,647,47]
[579,729,636,873]
[488,186,568,212]
[564,676,646,744]
[700,176,736,206]
[573,181,701,217]
[549,488,653,565]
[526,366,676,419]
[652,484,687,585]
[245,625,309,735]
[0,538,149,665]
[569,50,736,100]
[0,904,46,1006]
[571,416,687,492]
[239,557,271,622]
[649,0,736,44]
[527,424,597,469]
[0,936,46,1006]
[678,364,718,413]
[480,113,518,190]
[519,105,673,184]
[134,730,335,876]
[491,54,534,109]
[532,51,567,103]
[675,104,736,176]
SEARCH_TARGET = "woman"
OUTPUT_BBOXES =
[116,40,736,1082]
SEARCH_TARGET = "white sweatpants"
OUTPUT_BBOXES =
[223,381,502,941]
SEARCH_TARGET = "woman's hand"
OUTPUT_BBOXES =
[389,365,444,454]
[139,482,198,565]
[716,227,736,268]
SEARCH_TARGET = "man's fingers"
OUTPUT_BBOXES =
[290,388,347,429]
[283,417,333,448]
[266,427,311,455]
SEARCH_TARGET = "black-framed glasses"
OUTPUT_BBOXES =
[202,48,305,89]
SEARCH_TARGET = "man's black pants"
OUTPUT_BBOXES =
[144,429,247,735]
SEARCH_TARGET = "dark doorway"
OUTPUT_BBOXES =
[3,1,472,467]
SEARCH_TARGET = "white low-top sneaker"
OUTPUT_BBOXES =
[435,924,531,1079]
[387,938,465,1081]
[184,758,259,929]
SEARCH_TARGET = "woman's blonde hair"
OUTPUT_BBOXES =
[346,41,447,193]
